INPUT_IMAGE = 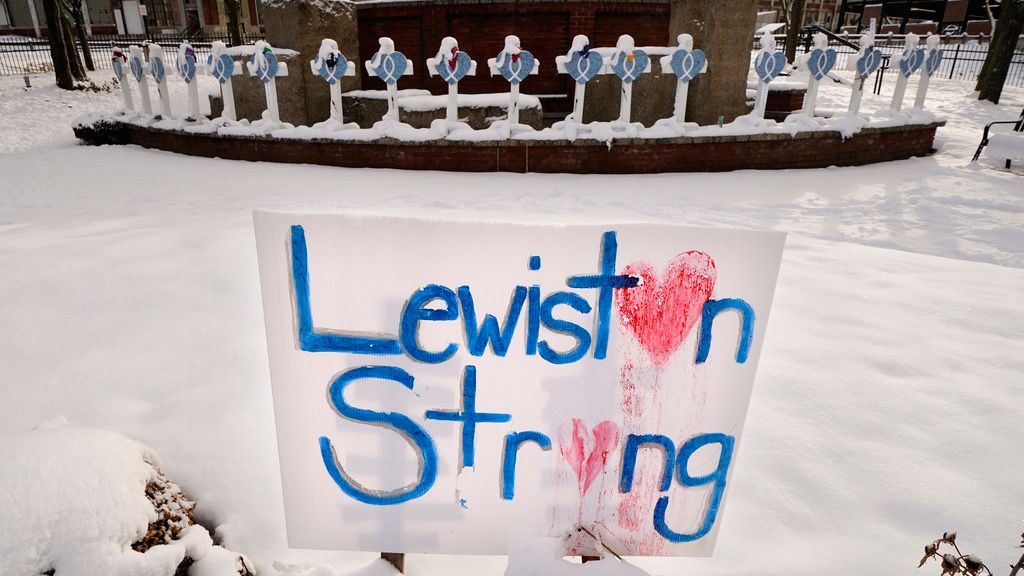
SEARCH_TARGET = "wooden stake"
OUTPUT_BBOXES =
[381,552,405,573]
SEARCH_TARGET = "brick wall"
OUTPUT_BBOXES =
[74,120,942,174]
[355,1,671,113]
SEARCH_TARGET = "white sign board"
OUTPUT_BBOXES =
[254,212,784,557]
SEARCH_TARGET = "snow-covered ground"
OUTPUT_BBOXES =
[0,67,1022,576]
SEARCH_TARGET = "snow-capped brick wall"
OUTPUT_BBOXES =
[73,120,942,174]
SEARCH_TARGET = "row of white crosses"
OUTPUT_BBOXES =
[110,30,943,134]
[358,33,705,136]
[111,39,290,130]
[750,29,943,121]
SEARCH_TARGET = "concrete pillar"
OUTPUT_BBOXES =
[233,0,360,125]
[669,0,758,124]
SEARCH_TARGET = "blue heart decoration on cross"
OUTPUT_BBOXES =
[925,48,943,77]
[755,51,786,83]
[434,51,473,85]
[565,50,603,84]
[177,52,196,84]
[150,56,165,84]
[899,47,926,78]
[669,48,706,82]
[130,56,144,82]
[253,50,280,84]
[807,47,837,81]
[612,49,649,83]
[112,58,125,82]
[498,50,535,85]
[208,54,234,84]
[856,47,882,80]
[373,51,408,85]
[316,52,348,85]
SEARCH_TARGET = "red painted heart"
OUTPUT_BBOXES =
[558,418,621,496]
[615,251,717,366]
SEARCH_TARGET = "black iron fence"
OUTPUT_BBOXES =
[0,33,263,76]
[757,32,1024,89]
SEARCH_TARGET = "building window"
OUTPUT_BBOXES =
[146,0,177,28]
[0,0,11,27]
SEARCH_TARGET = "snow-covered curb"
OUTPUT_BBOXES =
[73,110,943,145]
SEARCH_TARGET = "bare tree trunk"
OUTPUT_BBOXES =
[785,0,807,63]
[41,0,75,89]
[60,8,87,81]
[977,0,1023,103]
[669,0,759,124]
[224,0,244,46]
[65,0,94,71]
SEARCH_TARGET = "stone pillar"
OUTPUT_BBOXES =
[669,0,757,125]
[233,0,360,126]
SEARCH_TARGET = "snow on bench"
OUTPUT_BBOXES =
[985,132,1024,161]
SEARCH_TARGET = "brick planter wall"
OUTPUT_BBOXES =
[74,119,943,174]
[354,0,672,115]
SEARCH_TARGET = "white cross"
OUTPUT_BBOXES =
[148,43,172,119]
[801,32,835,117]
[128,45,153,116]
[310,38,357,130]
[890,32,921,113]
[246,40,290,129]
[658,33,707,128]
[609,34,650,125]
[111,48,134,115]
[365,37,415,123]
[176,43,201,122]
[555,34,602,128]
[205,41,242,125]
[487,35,538,130]
[751,32,781,120]
[913,34,941,110]
[427,36,477,131]
[847,29,877,116]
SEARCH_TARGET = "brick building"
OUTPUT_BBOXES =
[0,0,261,37]
[755,0,1000,34]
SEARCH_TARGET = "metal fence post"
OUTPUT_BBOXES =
[949,44,960,80]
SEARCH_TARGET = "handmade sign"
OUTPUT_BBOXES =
[609,35,650,124]
[206,41,241,123]
[365,37,413,122]
[310,38,357,129]
[802,32,836,117]
[148,43,172,119]
[891,33,924,112]
[914,34,942,110]
[487,35,538,127]
[128,45,153,116]
[111,48,134,114]
[848,30,881,115]
[427,37,477,129]
[659,33,707,125]
[176,42,201,122]
[556,35,604,125]
[752,33,786,120]
[247,40,290,128]
[254,212,785,557]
